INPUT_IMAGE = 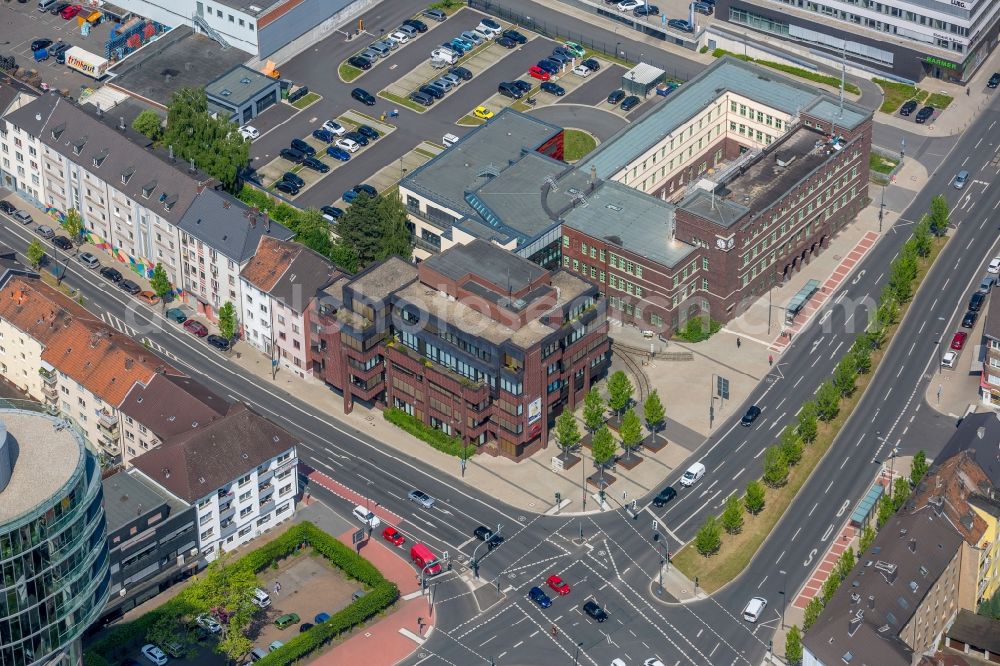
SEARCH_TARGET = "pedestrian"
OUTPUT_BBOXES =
[768,354,773,367]
[551,624,558,637]
[736,337,741,349]
[967,87,970,96]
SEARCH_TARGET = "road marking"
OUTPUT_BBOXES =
[793,376,803,388]
[829,340,844,359]
[807,502,818,517]
[775,550,785,564]
[791,527,802,541]
[884,387,892,400]
[768,412,785,430]
[754,447,766,459]
[840,456,850,469]
[824,479,835,493]
[732,467,745,480]
[821,524,834,542]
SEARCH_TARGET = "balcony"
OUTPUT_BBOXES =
[39,366,57,385]
[97,410,118,431]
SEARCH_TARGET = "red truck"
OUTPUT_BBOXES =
[410,543,442,576]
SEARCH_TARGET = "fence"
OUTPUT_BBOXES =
[466,0,692,82]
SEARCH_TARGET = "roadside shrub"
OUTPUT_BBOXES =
[384,407,477,458]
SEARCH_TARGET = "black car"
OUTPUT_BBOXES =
[620,95,641,111]
[989,72,1000,89]
[290,138,315,156]
[548,52,571,65]
[962,310,978,328]
[473,526,494,541]
[275,180,300,195]
[634,4,660,15]
[298,623,315,633]
[496,36,516,49]
[512,79,533,94]
[283,171,305,188]
[607,89,626,104]
[118,279,141,295]
[321,206,343,221]
[540,81,565,96]
[30,39,53,52]
[536,59,561,74]
[583,600,608,623]
[302,157,329,173]
[409,91,434,106]
[915,106,935,123]
[351,88,377,106]
[348,55,372,70]
[403,18,428,32]
[357,125,380,140]
[207,335,231,351]
[353,183,378,198]
[50,3,70,14]
[100,266,123,283]
[0,201,16,215]
[502,29,527,44]
[667,18,693,32]
[344,131,369,146]
[52,235,73,250]
[969,291,986,312]
[899,100,918,116]
[419,84,444,100]
[498,82,523,99]
[652,486,677,507]
[280,147,306,163]
[741,405,762,426]
[449,66,473,81]
[287,86,310,103]
[582,58,601,72]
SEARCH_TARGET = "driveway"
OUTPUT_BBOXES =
[528,103,627,141]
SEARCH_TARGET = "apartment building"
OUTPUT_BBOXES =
[130,404,299,560]
[0,83,41,203]
[716,0,1000,83]
[980,295,1000,407]
[239,236,342,378]
[313,240,611,461]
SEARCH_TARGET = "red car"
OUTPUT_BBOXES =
[950,331,968,350]
[183,319,208,337]
[546,574,570,595]
[61,4,82,18]
[382,527,405,546]
[528,65,550,81]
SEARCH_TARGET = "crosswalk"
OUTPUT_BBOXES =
[97,312,178,361]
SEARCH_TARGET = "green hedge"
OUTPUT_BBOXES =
[384,407,477,458]
[713,49,861,95]
[84,522,399,666]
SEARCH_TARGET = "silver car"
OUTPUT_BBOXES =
[408,489,435,509]
[441,72,462,87]
[36,225,54,239]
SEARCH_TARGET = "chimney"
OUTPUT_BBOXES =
[264,213,270,232]
[118,116,126,131]
[978,426,986,439]
[124,357,134,370]
[589,164,597,185]
[197,181,205,194]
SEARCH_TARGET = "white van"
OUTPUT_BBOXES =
[252,587,271,608]
[442,133,460,147]
[742,596,767,622]
[430,48,458,64]
[679,462,706,487]
[352,505,381,528]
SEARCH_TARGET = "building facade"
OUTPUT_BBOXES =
[980,295,1000,407]
[716,0,1000,83]
[313,241,611,461]
[0,408,110,666]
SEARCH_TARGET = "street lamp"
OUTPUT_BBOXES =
[878,183,886,233]
[900,137,905,160]
[779,569,788,629]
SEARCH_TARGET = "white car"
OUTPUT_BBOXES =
[476,19,503,37]
[742,597,767,623]
[644,660,667,666]
[941,350,957,368]
[988,256,1000,274]
[238,125,259,140]
[389,30,409,44]
[352,504,381,528]
[195,613,222,634]
[141,644,168,666]
[322,120,346,136]
[572,64,592,77]
[336,138,360,153]
[611,660,628,666]
[679,462,706,487]
[617,0,641,10]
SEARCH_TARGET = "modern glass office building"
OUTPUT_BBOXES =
[0,408,110,666]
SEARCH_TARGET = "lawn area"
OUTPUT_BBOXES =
[378,91,426,114]
[339,62,365,83]
[290,92,321,110]
[673,236,948,592]
[869,152,899,175]
[712,49,860,95]
[429,0,464,15]
[927,92,954,109]
[873,78,919,113]
[563,129,597,161]
[457,114,486,126]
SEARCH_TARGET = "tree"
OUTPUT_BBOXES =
[852,346,872,375]
[217,619,254,663]
[797,401,818,444]
[590,425,617,483]
[217,301,237,341]
[183,553,258,661]
[887,253,918,303]
[762,446,789,487]
[836,547,856,580]
[374,194,413,262]
[779,425,803,467]
[583,388,605,432]
[891,476,911,511]
[876,494,894,528]
[929,194,949,236]
[910,450,929,486]
[150,263,172,305]
[61,208,83,243]
[328,240,359,273]
[26,239,45,268]
[336,192,383,268]
[146,616,198,660]
[295,208,334,258]
[833,356,858,397]
[815,381,840,422]
[859,522,876,553]
[162,88,249,192]
[912,215,932,257]
[618,408,643,455]
[978,589,1000,620]
[744,480,765,515]
[694,515,722,556]
[803,597,824,631]
[785,625,803,665]
[554,410,581,460]
[132,109,163,141]
[721,494,743,534]
[606,370,634,418]
[876,292,899,328]
[643,389,665,431]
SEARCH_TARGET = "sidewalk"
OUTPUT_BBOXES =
[923,296,995,420]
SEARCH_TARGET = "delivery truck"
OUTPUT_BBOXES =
[64,46,109,79]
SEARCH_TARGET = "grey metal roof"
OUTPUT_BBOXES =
[205,65,279,107]
[984,292,1000,341]
[562,180,697,268]
[678,189,748,229]
[453,217,516,244]
[3,91,58,137]
[578,55,870,180]
[623,63,666,86]
[423,239,547,295]
[178,189,293,263]
[102,468,187,531]
[402,108,562,222]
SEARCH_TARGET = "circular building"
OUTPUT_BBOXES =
[0,408,110,666]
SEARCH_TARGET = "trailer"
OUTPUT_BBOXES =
[64,46,109,79]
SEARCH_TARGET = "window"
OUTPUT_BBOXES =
[238,474,251,486]
[240,506,253,518]
[239,490,252,502]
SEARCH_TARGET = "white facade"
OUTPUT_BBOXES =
[239,279,272,356]
[110,0,261,54]
[238,281,311,376]
[190,447,298,560]
[0,114,43,206]
[180,231,243,320]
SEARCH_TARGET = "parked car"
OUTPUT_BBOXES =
[279,148,305,163]
[354,183,378,198]
[547,574,570,595]
[423,8,446,21]
[275,613,300,630]
[667,18,693,32]
[312,128,335,143]
[529,586,552,608]
[693,1,713,14]
[100,266,123,283]
[979,275,995,293]
[275,180,300,195]
[403,18,428,32]
[634,4,660,15]
[239,125,260,140]
[0,201,15,215]
[52,235,73,250]
[450,66,473,80]
[528,65,550,80]
[447,38,469,55]
[207,335,231,351]
[348,55,372,70]
[583,600,608,622]
[969,291,986,312]
[620,95,641,111]
[607,89,626,104]
[617,0,641,10]
[502,29,527,44]
[78,251,100,269]
[441,72,463,87]
[540,81,565,96]
[36,225,54,239]
[336,138,360,153]
[327,145,351,161]
[389,30,410,44]
[351,88,377,106]
[461,30,483,45]
[283,172,305,188]
[409,91,434,106]
[536,59,561,74]
[511,80,532,94]
[652,486,677,507]
[498,82,523,99]
[962,310,978,328]
[548,51,572,65]
[138,291,160,306]
[572,64,592,77]
[118,279,141,295]
[315,612,331,623]
[357,125,380,140]
[915,106,935,123]
[195,614,222,634]
[989,256,1000,274]
[563,41,586,57]
[166,308,188,323]
[290,138,315,156]
[989,72,1000,89]
[950,332,968,350]
[941,350,957,368]
[344,130,369,146]
[60,5,81,19]
[478,17,502,36]
[321,206,343,221]
[342,190,359,204]
[31,39,53,52]
[13,210,32,224]
[184,319,209,337]
[298,623,314,633]
[898,99,919,116]
[741,405,762,426]
[140,645,167,666]
[496,36,516,49]
[582,58,601,71]
[419,84,444,100]
[302,157,329,172]
[383,526,405,546]
[322,120,346,136]
[473,106,494,120]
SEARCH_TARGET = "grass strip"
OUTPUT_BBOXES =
[869,152,899,175]
[339,62,365,83]
[290,92,321,110]
[377,91,426,114]
[712,49,860,95]
[926,92,954,109]
[563,129,597,161]
[457,114,486,126]
[873,78,918,113]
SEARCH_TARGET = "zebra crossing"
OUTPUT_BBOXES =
[97,312,178,361]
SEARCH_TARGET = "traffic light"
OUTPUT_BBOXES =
[653,533,660,542]
[555,491,561,505]
[667,551,672,563]
[598,489,605,504]
[471,559,479,578]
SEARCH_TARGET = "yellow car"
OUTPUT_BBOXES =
[473,106,494,120]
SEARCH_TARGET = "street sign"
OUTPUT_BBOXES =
[716,376,730,400]
[351,528,366,545]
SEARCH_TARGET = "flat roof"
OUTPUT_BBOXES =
[205,65,278,106]
[102,469,186,532]
[424,238,548,296]
[578,56,870,180]
[562,180,697,268]
[348,257,418,303]
[0,409,84,524]
[624,62,666,86]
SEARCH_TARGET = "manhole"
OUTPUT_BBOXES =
[518,515,527,522]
